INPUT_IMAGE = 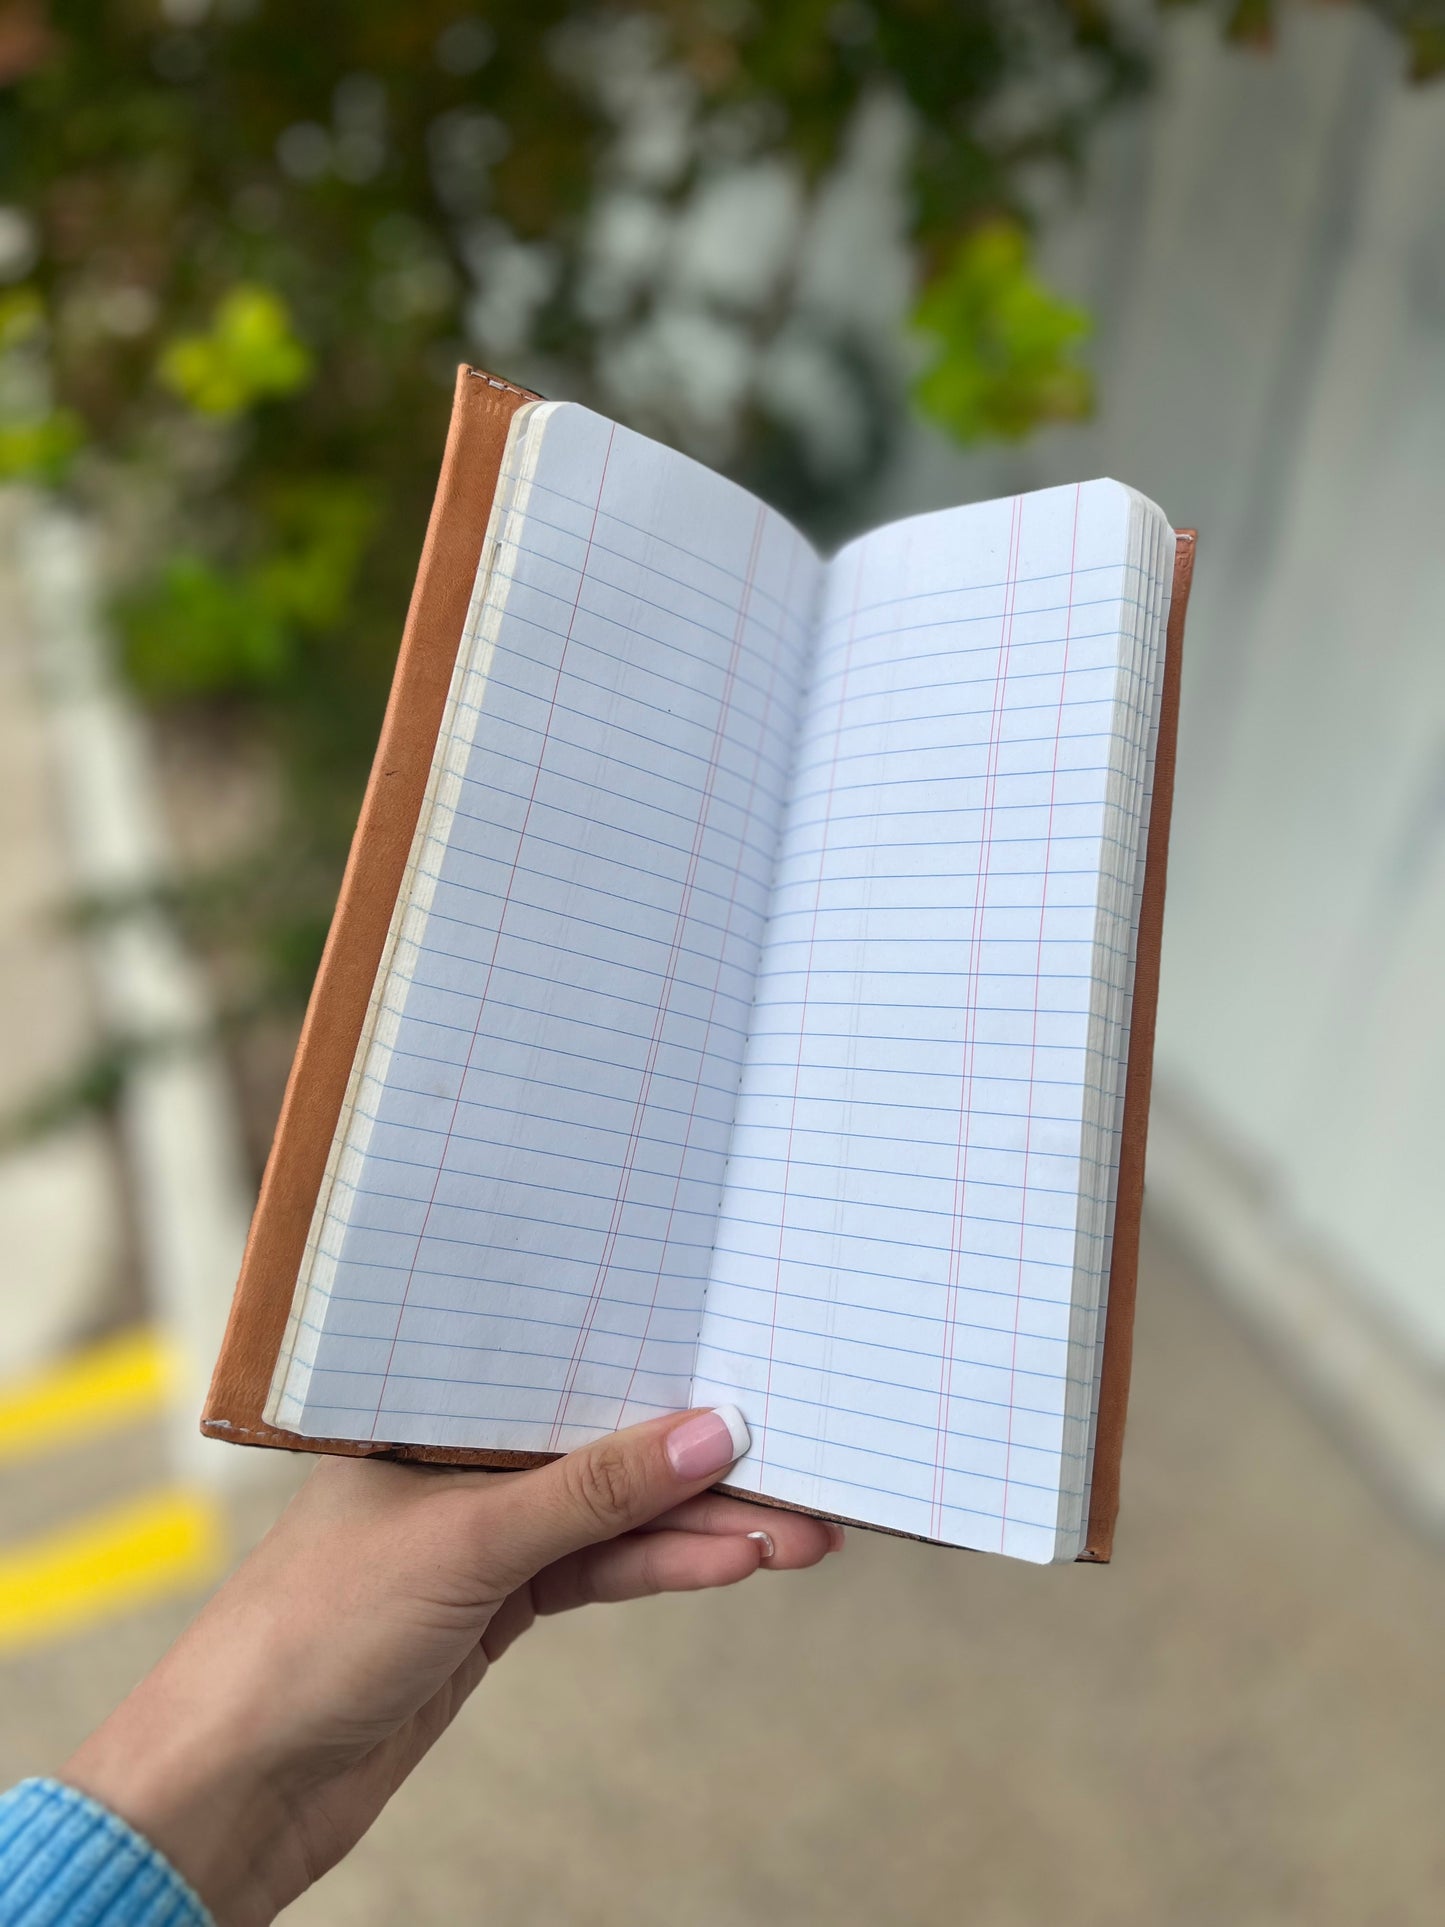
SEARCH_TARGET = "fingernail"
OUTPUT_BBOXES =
[746,1529,775,1561]
[827,1524,846,1553]
[666,1405,750,1480]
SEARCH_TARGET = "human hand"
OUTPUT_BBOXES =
[62,1408,838,1926]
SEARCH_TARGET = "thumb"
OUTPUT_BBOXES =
[482,1405,751,1584]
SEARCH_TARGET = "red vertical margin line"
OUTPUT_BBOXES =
[547,504,766,1446]
[755,546,865,1478]
[997,484,1081,1552]
[929,497,1025,1541]
[365,423,617,1442]
[614,525,795,1427]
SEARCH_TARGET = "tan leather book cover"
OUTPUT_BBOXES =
[202,366,541,1464]
[202,365,1195,1560]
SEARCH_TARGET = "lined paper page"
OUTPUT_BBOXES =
[1082,508,1174,1501]
[270,402,820,1448]
[693,482,1171,1560]
[1063,493,1163,1509]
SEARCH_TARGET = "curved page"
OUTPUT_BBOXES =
[692,482,1171,1561]
[269,403,819,1448]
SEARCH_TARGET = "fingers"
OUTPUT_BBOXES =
[477,1406,752,1588]
[638,1492,841,1568]
[532,1529,764,1616]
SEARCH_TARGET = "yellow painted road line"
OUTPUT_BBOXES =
[0,1327,173,1464]
[0,1487,224,1654]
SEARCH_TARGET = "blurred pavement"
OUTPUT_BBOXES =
[2,1220,1440,1927]
[0,498,127,1375]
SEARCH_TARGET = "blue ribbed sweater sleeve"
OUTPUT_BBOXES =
[0,1781,212,1927]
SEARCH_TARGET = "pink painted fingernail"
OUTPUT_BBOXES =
[746,1529,775,1561]
[666,1406,750,1480]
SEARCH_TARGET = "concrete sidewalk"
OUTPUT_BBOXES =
[2,1220,1440,1926]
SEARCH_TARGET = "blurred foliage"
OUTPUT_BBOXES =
[912,220,1092,441]
[0,283,81,476]
[119,478,376,697]
[0,0,1438,1106]
[1203,0,1445,79]
[0,0,1158,1043]
[158,283,313,416]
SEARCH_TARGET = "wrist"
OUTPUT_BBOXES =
[63,1667,296,1927]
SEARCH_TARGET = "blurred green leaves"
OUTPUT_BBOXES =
[1207,1,1445,80]
[1,0,1435,1103]
[120,479,376,701]
[1397,12,1445,79]
[157,286,313,418]
[0,405,82,481]
[118,557,287,700]
[252,481,378,636]
[0,285,81,481]
[0,286,44,353]
[912,223,1092,444]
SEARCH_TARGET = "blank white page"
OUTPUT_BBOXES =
[693,482,1170,1561]
[269,402,820,1448]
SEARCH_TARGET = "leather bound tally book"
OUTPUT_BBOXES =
[204,364,1196,1564]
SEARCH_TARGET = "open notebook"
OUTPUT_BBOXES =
[205,368,1194,1565]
